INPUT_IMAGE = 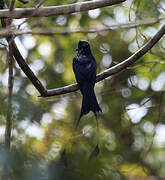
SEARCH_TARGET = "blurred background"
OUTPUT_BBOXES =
[0,0,165,179]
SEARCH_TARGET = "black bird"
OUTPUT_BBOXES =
[72,41,102,128]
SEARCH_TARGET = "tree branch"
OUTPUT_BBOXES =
[18,0,28,4]
[0,1,14,179]
[42,24,165,96]
[0,16,164,37]
[11,41,47,96]
[7,24,165,97]
[9,0,16,11]
[96,25,165,81]
[0,0,126,19]
[5,42,14,149]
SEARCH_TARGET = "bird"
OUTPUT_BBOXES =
[72,40,102,128]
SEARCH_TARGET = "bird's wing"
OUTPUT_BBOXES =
[83,56,97,83]
[72,57,85,85]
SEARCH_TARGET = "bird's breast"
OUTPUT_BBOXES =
[86,63,92,69]
[77,54,88,63]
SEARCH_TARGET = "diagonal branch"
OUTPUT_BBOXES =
[6,24,165,97]
[43,24,165,96]
[0,0,125,19]
[11,41,47,96]
[96,25,165,82]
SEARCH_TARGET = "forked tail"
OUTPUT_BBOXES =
[75,82,102,128]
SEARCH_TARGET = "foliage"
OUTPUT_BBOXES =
[0,0,165,179]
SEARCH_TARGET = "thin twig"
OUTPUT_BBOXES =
[0,16,164,37]
[9,0,16,11]
[128,0,135,21]
[18,0,46,29]
[135,28,141,48]
[0,41,7,46]
[18,0,28,4]
[35,0,46,8]
[135,0,142,48]
[143,92,164,156]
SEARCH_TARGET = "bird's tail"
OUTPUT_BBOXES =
[75,82,102,128]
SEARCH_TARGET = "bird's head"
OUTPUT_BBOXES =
[76,41,91,55]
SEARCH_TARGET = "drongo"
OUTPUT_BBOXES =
[72,41,102,128]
